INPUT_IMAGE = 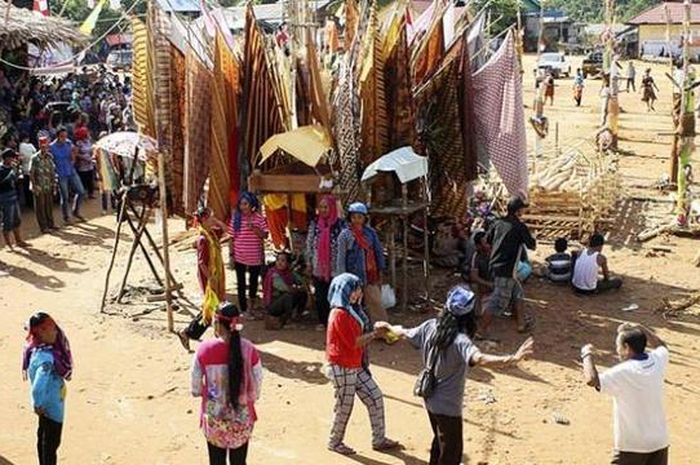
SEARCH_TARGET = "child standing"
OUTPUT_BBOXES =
[22,312,73,465]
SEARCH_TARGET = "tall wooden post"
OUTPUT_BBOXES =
[532,0,546,171]
[666,4,681,183]
[676,0,695,223]
[604,0,619,150]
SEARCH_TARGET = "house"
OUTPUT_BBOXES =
[524,7,577,52]
[627,1,700,59]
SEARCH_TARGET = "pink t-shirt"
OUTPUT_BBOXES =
[230,212,268,266]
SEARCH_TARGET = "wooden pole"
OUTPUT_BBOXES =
[401,184,408,312]
[604,0,619,150]
[676,0,694,222]
[666,4,681,183]
[101,191,129,313]
[158,150,174,332]
[532,0,546,171]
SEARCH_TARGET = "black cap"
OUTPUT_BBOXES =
[507,196,528,215]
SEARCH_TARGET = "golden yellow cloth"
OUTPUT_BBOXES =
[131,18,154,137]
[259,125,331,167]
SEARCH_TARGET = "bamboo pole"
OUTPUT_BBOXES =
[604,0,619,150]
[101,191,129,313]
[158,149,174,332]
[666,4,681,183]
[676,0,694,223]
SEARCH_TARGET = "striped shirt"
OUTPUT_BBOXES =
[230,212,268,266]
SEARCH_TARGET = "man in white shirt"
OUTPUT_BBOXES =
[581,323,669,465]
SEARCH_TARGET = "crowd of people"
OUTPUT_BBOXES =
[0,65,133,248]
[20,187,670,465]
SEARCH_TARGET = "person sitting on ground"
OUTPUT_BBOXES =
[263,251,308,329]
[545,237,572,284]
[572,233,622,294]
[581,323,669,465]
[483,197,536,334]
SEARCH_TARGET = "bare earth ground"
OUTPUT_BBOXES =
[1,55,699,465]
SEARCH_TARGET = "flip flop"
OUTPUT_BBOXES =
[328,443,356,456]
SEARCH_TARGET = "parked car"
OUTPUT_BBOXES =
[106,49,133,72]
[582,51,604,78]
[535,53,571,78]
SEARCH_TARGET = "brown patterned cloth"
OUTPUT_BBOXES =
[415,56,468,218]
[359,4,388,166]
[208,33,240,222]
[411,9,444,89]
[170,46,186,216]
[457,30,478,182]
[383,9,416,150]
[242,5,286,183]
[183,52,213,215]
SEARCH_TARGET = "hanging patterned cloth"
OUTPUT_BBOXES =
[183,52,213,215]
[472,31,528,199]
[383,7,416,150]
[208,33,240,221]
[359,4,388,165]
[242,5,286,181]
[131,17,154,138]
[170,46,186,216]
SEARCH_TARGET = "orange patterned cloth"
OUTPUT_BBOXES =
[170,46,186,216]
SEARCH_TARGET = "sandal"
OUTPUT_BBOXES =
[328,443,356,456]
[372,438,400,451]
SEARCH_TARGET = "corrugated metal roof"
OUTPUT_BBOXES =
[155,0,200,13]
[627,1,700,25]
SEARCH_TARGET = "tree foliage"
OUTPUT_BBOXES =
[548,0,659,23]
[474,0,519,35]
[50,0,147,39]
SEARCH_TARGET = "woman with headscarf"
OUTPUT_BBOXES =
[22,312,73,465]
[384,286,534,465]
[325,273,399,456]
[230,192,269,318]
[336,202,387,322]
[178,207,228,351]
[191,302,263,465]
[262,251,307,328]
[305,194,344,329]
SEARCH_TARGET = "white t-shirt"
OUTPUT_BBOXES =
[599,346,669,453]
[18,142,36,173]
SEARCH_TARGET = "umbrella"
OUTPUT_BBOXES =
[94,131,158,159]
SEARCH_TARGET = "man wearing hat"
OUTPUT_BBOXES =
[385,285,534,465]
[29,137,57,233]
[484,196,536,334]
[336,202,387,322]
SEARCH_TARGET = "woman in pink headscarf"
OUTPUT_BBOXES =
[305,194,345,330]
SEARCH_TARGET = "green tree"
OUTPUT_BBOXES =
[473,0,520,35]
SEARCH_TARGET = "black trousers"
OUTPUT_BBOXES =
[37,416,62,465]
[184,312,209,340]
[428,411,463,465]
[267,292,308,320]
[313,277,331,326]
[234,263,261,314]
[612,447,668,465]
[77,169,95,197]
[207,441,248,465]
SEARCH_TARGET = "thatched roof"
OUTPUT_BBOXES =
[0,2,88,50]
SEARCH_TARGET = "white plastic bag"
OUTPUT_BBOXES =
[380,284,397,310]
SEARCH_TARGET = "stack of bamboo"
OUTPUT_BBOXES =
[525,147,620,240]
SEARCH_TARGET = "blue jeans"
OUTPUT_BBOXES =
[58,172,85,220]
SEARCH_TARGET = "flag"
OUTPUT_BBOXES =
[472,31,528,199]
[33,0,49,16]
[80,0,106,35]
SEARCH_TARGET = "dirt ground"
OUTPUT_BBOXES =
[1,54,699,465]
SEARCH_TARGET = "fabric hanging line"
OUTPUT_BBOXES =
[0,0,142,71]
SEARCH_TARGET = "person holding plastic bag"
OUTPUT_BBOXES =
[379,286,533,465]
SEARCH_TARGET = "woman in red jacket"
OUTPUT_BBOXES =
[325,273,399,455]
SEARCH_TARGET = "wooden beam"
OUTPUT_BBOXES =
[248,173,330,193]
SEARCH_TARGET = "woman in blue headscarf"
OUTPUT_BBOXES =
[325,273,399,456]
[386,285,534,465]
[229,192,269,318]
